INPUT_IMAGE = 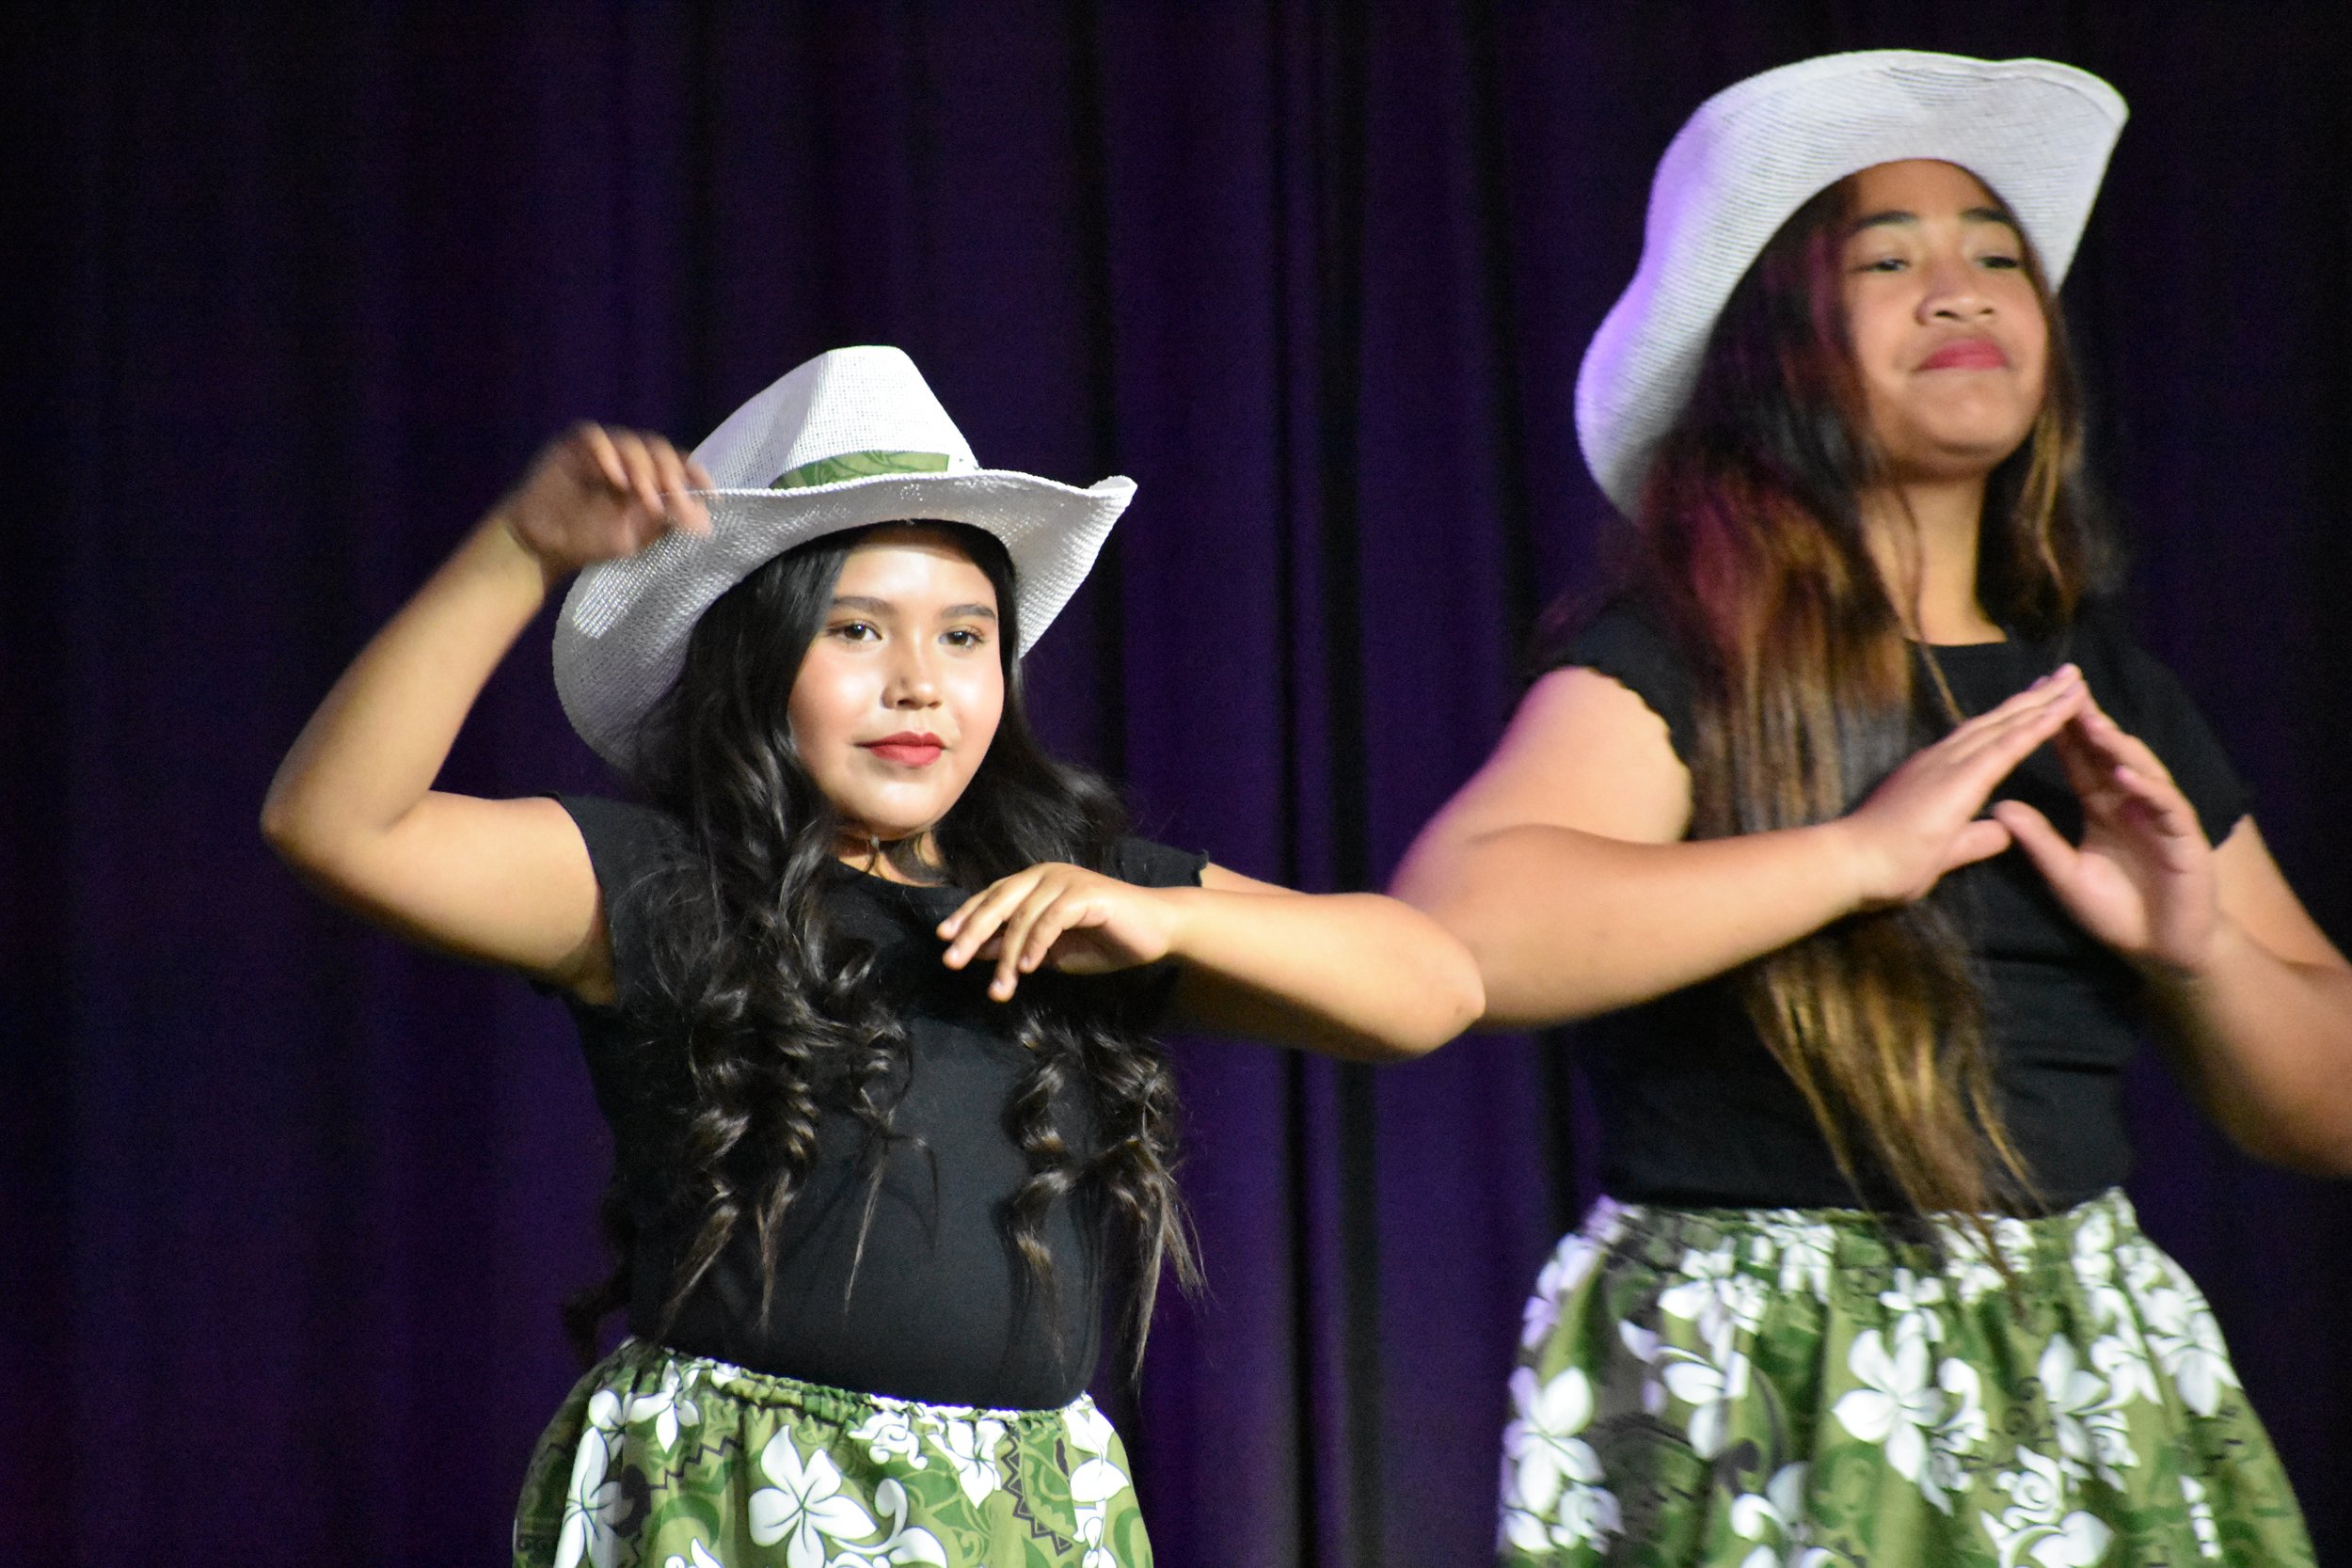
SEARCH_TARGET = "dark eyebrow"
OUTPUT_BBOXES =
[1851,205,2022,235]
[828,594,997,621]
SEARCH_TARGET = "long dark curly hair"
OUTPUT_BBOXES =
[564,521,1197,1370]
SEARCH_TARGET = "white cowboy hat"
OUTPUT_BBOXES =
[553,344,1136,772]
[1576,50,2128,515]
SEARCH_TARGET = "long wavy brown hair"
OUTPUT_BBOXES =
[1596,173,2113,1216]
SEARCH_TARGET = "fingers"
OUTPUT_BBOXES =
[938,871,1041,970]
[2105,758,2203,843]
[1901,665,2082,827]
[2078,700,2183,792]
[1845,665,2085,907]
[1945,816,2016,871]
[646,435,711,536]
[992,885,1088,1001]
[613,430,668,515]
[1941,665,2085,768]
[2054,703,2201,843]
[958,884,1080,1000]
[1991,799,2075,880]
[2044,710,2118,804]
[569,423,711,538]
[938,865,1120,1000]
[575,422,632,493]
[984,879,1054,998]
[503,423,711,575]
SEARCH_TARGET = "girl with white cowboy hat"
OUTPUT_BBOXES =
[1394,51,2345,1563]
[263,343,1483,1567]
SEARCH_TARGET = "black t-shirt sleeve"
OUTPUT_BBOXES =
[2073,611,2253,847]
[1092,836,1208,1030]
[1545,597,1699,766]
[553,794,693,1012]
[1107,835,1211,890]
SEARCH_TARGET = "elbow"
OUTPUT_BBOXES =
[1431,951,1488,1050]
[2206,1082,2352,1178]
[1366,948,1487,1061]
[259,786,312,867]
[1473,986,1609,1033]
[2231,1119,2352,1180]
[2237,1140,2352,1180]
[258,786,301,857]
[1388,885,1596,1036]
[2193,1035,2352,1176]
[1384,1000,1484,1062]
[259,781,358,890]
[1456,934,1615,1033]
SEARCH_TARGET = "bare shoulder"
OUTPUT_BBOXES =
[304,791,613,999]
[1424,667,1692,847]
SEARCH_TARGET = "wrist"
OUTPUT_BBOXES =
[1805,818,1881,916]
[478,509,566,595]
[2134,910,2237,995]
[1150,884,1204,967]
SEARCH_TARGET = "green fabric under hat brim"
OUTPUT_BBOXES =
[552,464,1135,778]
[771,450,952,489]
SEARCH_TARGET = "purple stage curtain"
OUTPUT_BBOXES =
[6,5,2348,1565]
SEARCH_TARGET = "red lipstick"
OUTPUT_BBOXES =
[861,732,945,767]
[1919,337,2008,372]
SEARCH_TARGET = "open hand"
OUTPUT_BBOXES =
[1992,699,2218,973]
[499,423,714,578]
[1830,664,2087,908]
[937,863,1182,1002]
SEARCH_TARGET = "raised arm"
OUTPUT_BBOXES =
[1388,661,2090,1029]
[260,426,708,1003]
[933,863,1485,1062]
[1995,700,2352,1173]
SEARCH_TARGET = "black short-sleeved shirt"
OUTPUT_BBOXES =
[555,796,1207,1409]
[1551,597,2252,1212]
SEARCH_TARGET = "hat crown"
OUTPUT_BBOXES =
[1647,52,2123,278]
[692,345,980,490]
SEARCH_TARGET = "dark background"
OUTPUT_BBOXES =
[5,4,2347,1564]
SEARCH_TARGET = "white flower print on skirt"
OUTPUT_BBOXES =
[1499,1190,2313,1566]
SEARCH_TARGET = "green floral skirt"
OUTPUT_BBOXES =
[1501,1190,2312,1566]
[513,1340,1152,1568]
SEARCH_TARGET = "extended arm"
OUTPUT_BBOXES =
[1995,703,2352,1172]
[1160,867,1484,1060]
[260,426,707,1002]
[935,863,1485,1061]
[1390,662,2090,1029]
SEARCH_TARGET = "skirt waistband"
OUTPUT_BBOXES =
[1592,1184,2132,1268]
[596,1338,1090,1434]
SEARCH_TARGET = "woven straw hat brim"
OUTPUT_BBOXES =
[1576,51,2128,514]
[553,466,1134,774]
